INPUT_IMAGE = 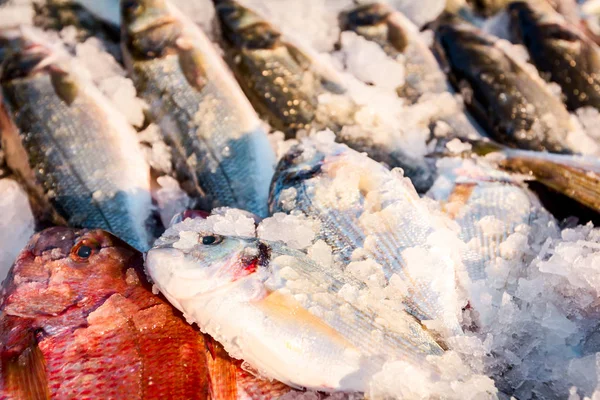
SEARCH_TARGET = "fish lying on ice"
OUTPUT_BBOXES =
[0,27,153,251]
[338,2,483,144]
[0,227,210,399]
[434,19,580,154]
[121,0,275,217]
[509,0,600,112]
[269,132,465,336]
[145,210,445,392]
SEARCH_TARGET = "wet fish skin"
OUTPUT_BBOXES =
[121,0,275,217]
[146,217,444,392]
[0,227,210,399]
[435,20,577,154]
[0,28,152,251]
[269,136,464,336]
[509,1,600,112]
[212,0,345,137]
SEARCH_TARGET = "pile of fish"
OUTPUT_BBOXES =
[3,0,600,398]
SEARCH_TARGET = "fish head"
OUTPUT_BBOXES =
[1,227,141,320]
[0,29,53,82]
[146,220,270,301]
[339,3,391,34]
[213,0,281,50]
[269,142,325,210]
[120,0,181,60]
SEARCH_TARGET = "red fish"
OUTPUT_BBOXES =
[0,227,209,399]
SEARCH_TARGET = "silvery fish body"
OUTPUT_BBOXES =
[121,0,275,217]
[427,157,556,282]
[509,0,600,112]
[0,28,152,251]
[146,213,444,393]
[269,133,464,336]
[435,20,579,153]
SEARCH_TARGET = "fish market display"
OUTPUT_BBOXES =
[121,0,275,217]
[509,0,600,112]
[146,208,445,393]
[0,227,209,399]
[3,0,600,398]
[435,19,580,153]
[270,132,464,336]
[0,27,153,251]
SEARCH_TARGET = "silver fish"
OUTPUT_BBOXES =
[269,133,465,336]
[146,213,444,393]
[0,27,152,251]
[121,0,275,217]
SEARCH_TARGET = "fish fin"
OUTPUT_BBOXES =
[386,18,409,53]
[177,40,208,92]
[2,335,49,400]
[500,154,600,214]
[284,41,346,94]
[204,335,238,400]
[49,67,79,106]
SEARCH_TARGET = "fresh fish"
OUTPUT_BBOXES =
[0,227,210,399]
[121,0,275,217]
[212,0,348,137]
[0,28,153,251]
[146,213,445,392]
[427,156,556,282]
[509,0,600,112]
[269,133,464,336]
[338,3,484,143]
[435,20,579,153]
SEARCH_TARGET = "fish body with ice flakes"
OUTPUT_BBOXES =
[338,3,483,141]
[427,156,556,283]
[269,133,464,337]
[0,28,153,251]
[0,227,210,399]
[435,20,579,154]
[509,1,600,113]
[213,0,349,138]
[146,214,445,392]
[121,0,274,217]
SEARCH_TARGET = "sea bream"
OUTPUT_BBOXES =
[121,0,275,217]
[509,0,600,112]
[0,27,153,251]
[0,227,210,399]
[269,132,464,336]
[145,209,445,393]
[435,19,580,154]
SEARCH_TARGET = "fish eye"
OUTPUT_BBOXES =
[200,235,223,245]
[70,239,99,262]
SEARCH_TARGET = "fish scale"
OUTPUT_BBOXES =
[0,31,152,251]
[270,135,464,335]
[122,0,275,218]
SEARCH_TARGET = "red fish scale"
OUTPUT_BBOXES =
[0,228,210,400]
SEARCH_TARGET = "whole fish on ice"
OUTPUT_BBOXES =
[146,210,445,392]
[0,27,153,251]
[269,132,464,335]
[121,0,274,217]
[0,227,210,399]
